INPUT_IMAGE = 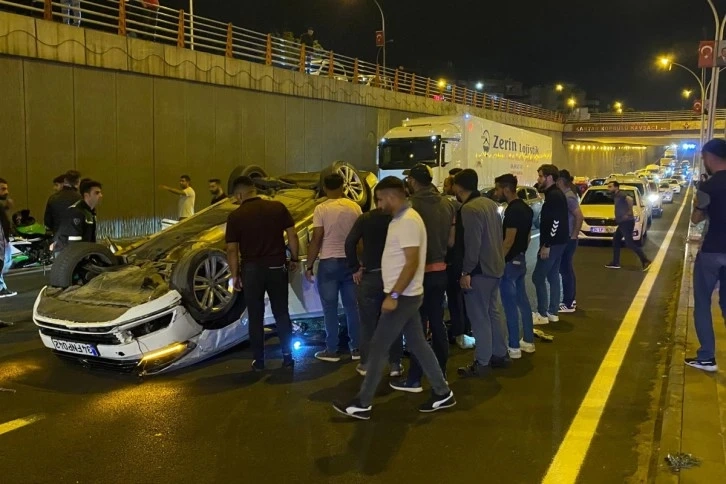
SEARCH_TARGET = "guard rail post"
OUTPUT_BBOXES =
[425,78,430,98]
[374,64,380,88]
[393,69,399,92]
[177,9,185,48]
[472,91,478,108]
[352,59,359,84]
[226,24,234,58]
[328,51,334,79]
[451,85,457,104]
[118,0,127,36]
[299,44,306,73]
[264,33,271,65]
[409,73,416,95]
[43,0,52,21]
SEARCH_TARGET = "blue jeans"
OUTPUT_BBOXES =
[500,255,534,348]
[559,239,578,307]
[693,252,726,360]
[532,243,566,317]
[0,244,11,291]
[316,258,360,353]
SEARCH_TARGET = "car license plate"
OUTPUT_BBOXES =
[591,227,610,234]
[51,338,99,357]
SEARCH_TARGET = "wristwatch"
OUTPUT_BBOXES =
[390,292,400,300]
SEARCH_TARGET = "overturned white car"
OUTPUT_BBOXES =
[32,163,375,376]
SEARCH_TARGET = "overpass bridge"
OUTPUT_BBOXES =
[564,110,726,146]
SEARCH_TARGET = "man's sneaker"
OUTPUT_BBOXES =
[519,339,536,353]
[315,350,341,363]
[559,303,576,313]
[533,312,549,325]
[355,364,367,376]
[351,349,361,361]
[547,313,559,322]
[507,347,522,359]
[389,362,404,377]
[455,334,476,349]
[389,379,423,393]
[251,359,265,371]
[457,360,490,378]
[685,357,718,372]
[0,288,17,298]
[490,355,511,369]
[419,390,456,413]
[604,263,621,269]
[332,399,371,420]
[643,260,653,272]
[282,354,295,369]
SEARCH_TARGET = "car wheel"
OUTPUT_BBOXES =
[319,161,369,208]
[227,165,269,195]
[48,242,118,288]
[170,247,246,329]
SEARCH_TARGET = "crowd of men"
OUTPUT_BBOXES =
[224,162,591,420]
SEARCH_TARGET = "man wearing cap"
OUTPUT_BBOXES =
[450,169,508,377]
[685,138,726,372]
[391,163,455,393]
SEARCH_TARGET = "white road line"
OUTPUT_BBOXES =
[0,414,46,436]
[542,187,691,484]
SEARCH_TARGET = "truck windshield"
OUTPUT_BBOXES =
[378,137,440,170]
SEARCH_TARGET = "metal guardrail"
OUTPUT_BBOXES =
[0,0,566,123]
[567,110,726,124]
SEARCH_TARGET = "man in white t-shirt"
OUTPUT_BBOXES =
[160,175,196,219]
[305,173,362,362]
[333,177,455,420]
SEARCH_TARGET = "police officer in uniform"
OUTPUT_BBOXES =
[55,180,102,252]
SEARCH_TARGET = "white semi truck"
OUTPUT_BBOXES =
[377,114,553,189]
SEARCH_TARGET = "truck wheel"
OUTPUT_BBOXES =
[227,165,268,195]
[170,247,246,329]
[319,161,369,209]
[49,242,118,288]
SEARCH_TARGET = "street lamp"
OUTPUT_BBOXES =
[555,84,564,92]
[475,81,484,90]
[437,79,446,89]
[683,89,693,98]
[567,97,576,108]
[658,56,706,148]
[613,101,622,110]
[373,0,386,74]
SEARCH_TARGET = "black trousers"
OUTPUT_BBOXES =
[243,264,293,362]
[446,264,470,337]
[408,270,449,383]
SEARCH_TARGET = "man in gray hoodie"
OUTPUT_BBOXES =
[391,163,455,393]
[452,169,508,377]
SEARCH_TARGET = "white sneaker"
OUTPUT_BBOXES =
[559,303,576,313]
[519,339,536,353]
[532,312,549,325]
[508,347,522,359]
[456,334,476,349]
[547,313,559,322]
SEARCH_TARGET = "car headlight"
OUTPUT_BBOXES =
[648,193,659,203]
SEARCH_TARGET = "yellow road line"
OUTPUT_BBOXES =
[542,187,691,484]
[0,414,46,436]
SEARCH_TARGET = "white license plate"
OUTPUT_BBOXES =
[590,227,613,234]
[51,338,99,357]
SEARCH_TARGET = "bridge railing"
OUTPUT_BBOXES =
[567,110,726,123]
[0,0,565,123]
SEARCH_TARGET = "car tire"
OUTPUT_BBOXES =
[48,242,118,288]
[227,165,269,195]
[319,161,369,209]
[170,247,246,329]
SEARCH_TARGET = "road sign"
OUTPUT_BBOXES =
[375,30,384,47]
[693,99,702,114]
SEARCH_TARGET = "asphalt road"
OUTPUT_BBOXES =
[0,193,691,484]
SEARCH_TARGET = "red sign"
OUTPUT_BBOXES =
[375,30,385,47]
[693,99,703,114]
[699,41,715,68]
[432,94,444,101]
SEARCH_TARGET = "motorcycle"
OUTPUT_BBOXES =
[9,210,53,269]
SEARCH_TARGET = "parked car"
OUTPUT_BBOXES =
[481,185,543,229]
[606,176,653,225]
[590,178,607,187]
[578,185,648,245]
[32,162,376,376]
[663,178,681,194]
[658,181,674,203]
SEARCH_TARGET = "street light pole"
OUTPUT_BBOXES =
[704,0,726,139]
[662,59,707,150]
[373,0,385,74]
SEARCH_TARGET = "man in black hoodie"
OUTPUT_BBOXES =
[531,164,570,325]
[391,164,456,393]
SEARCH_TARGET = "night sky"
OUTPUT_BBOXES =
[167,0,721,111]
